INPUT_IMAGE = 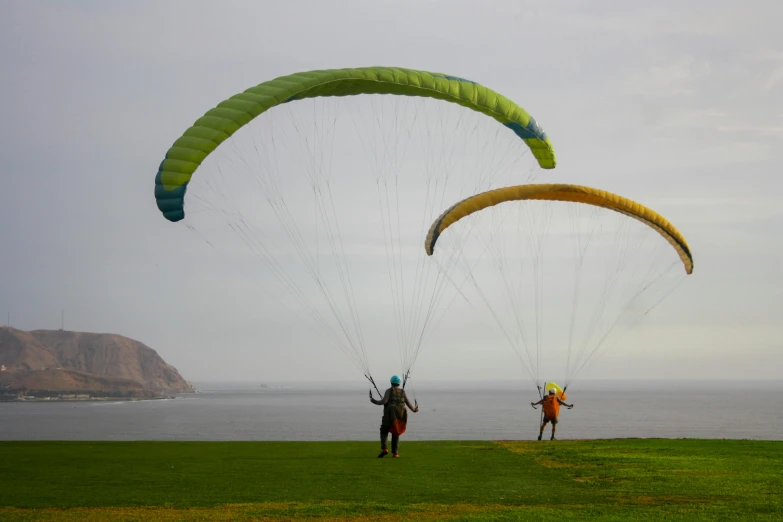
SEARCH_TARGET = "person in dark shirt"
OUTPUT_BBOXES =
[371,375,419,458]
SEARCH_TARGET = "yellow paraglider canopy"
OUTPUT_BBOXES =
[425,183,693,274]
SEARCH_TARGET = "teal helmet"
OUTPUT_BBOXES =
[390,375,402,385]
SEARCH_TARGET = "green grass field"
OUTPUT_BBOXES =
[1,439,781,520]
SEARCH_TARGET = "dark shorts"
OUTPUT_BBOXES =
[542,416,558,425]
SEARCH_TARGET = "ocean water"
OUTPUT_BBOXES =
[1,380,781,441]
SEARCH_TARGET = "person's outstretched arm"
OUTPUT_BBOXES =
[370,388,390,405]
[531,398,545,407]
[557,397,573,409]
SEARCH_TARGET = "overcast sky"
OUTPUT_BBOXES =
[1,0,780,385]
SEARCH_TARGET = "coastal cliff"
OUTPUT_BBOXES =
[0,327,193,399]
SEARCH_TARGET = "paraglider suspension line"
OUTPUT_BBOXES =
[366,374,382,399]
[536,383,544,439]
[402,370,418,408]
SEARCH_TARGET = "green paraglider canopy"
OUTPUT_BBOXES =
[155,67,556,222]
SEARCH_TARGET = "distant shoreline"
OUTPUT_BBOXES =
[0,395,177,403]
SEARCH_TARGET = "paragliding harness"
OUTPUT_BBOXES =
[368,370,419,438]
[367,370,418,410]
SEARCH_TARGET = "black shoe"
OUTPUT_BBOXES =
[378,449,389,458]
[550,436,556,441]
[537,434,542,441]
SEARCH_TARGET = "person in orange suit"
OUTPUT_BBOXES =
[531,388,573,440]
